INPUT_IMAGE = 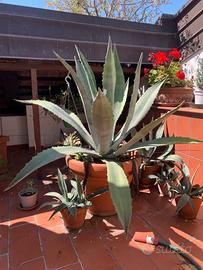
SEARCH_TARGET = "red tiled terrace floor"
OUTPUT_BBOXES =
[0,149,203,270]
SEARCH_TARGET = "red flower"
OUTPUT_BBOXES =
[153,52,169,65]
[176,70,185,80]
[169,48,181,60]
[144,68,150,76]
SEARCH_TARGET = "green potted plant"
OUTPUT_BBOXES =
[194,57,203,104]
[138,123,174,188]
[18,180,38,209]
[170,164,203,219]
[144,48,193,106]
[40,169,92,229]
[5,39,202,233]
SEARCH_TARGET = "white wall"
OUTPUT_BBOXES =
[0,116,28,146]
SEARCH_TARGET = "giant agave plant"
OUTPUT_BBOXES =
[6,39,202,233]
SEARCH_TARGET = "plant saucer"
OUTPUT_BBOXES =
[18,201,40,211]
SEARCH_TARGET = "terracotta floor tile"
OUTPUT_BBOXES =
[59,263,82,270]
[70,220,121,270]
[0,254,8,270]
[9,257,46,270]
[36,210,63,228]
[0,224,8,255]
[0,194,9,224]
[9,223,42,268]
[39,225,78,269]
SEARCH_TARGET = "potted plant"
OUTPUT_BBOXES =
[19,180,38,209]
[0,136,9,174]
[40,169,91,229]
[138,123,174,188]
[170,164,203,219]
[194,57,203,104]
[6,39,202,233]
[144,48,193,106]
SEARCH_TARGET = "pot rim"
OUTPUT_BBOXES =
[18,188,38,198]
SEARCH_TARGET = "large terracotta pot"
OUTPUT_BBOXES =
[66,157,133,216]
[175,196,202,220]
[61,207,87,229]
[0,136,9,174]
[140,163,161,189]
[155,87,193,107]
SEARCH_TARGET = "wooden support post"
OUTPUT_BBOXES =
[31,69,41,154]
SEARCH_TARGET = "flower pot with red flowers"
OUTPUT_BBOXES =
[170,165,203,219]
[144,48,193,106]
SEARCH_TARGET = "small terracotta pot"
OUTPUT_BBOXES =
[66,157,133,216]
[175,196,202,219]
[139,163,161,189]
[18,188,38,208]
[61,207,87,229]
[155,87,193,107]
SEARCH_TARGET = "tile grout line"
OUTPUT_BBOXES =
[7,190,12,270]
[34,214,48,270]
[68,233,85,270]
[54,261,81,270]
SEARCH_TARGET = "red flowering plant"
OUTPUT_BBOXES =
[145,48,192,88]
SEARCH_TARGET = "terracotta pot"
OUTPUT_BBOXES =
[175,196,202,219]
[0,136,9,174]
[140,163,161,189]
[155,87,193,107]
[61,207,87,229]
[18,188,38,208]
[66,157,133,216]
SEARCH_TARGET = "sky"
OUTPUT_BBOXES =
[1,0,189,16]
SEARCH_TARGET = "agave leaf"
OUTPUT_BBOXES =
[38,201,60,211]
[176,194,191,214]
[17,99,95,148]
[75,46,97,101]
[5,146,99,190]
[191,186,203,196]
[44,192,65,202]
[115,103,184,156]
[191,166,200,185]
[112,47,127,127]
[57,169,69,201]
[127,80,165,134]
[105,160,132,234]
[54,52,97,145]
[126,137,202,153]
[92,89,114,155]
[49,203,67,220]
[163,154,184,164]
[103,37,116,106]
[112,54,143,149]
[158,144,174,159]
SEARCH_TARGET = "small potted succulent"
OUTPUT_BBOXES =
[19,180,38,209]
[170,165,203,219]
[144,48,193,106]
[138,123,174,188]
[40,169,107,229]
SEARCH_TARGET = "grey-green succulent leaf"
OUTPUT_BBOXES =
[115,103,184,156]
[17,99,95,148]
[113,54,143,149]
[92,89,114,155]
[105,160,132,234]
[75,46,97,101]
[5,146,99,190]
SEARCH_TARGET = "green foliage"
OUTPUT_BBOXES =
[6,39,202,233]
[40,169,92,219]
[196,58,203,89]
[170,164,203,214]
